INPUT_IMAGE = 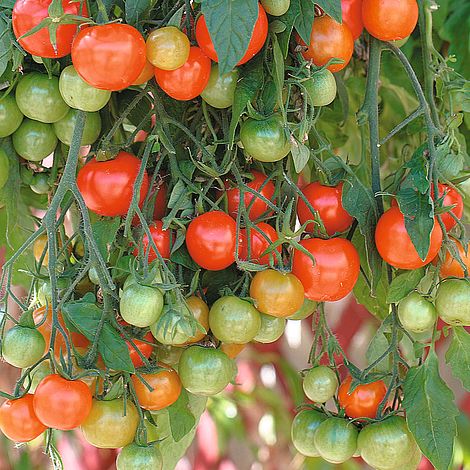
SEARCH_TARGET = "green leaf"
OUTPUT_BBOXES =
[403,351,458,470]
[0,16,12,78]
[290,139,309,173]
[403,143,430,194]
[293,0,315,44]
[277,2,300,57]
[271,34,285,114]
[315,0,343,23]
[386,268,425,303]
[201,0,259,75]
[91,218,121,261]
[170,245,200,271]
[125,0,152,26]
[445,326,470,392]
[366,316,393,373]
[168,389,196,442]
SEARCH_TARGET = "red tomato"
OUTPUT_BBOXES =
[132,221,172,261]
[195,3,268,65]
[127,332,154,368]
[186,211,237,270]
[33,375,92,430]
[297,182,354,236]
[338,375,387,419]
[153,180,168,220]
[341,0,364,40]
[239,222,281,265]
[0,395,46,442]
[225,171,275,221]
[154,46,211,101]
[77,151,149,217]
[298,15,354,72]
[292,237,360,301]
[72,24,146,91]
[436,183,463,231]
[375,207,443,269]
[362,0,418,41]
[437,238,470,279]
[12,0,88,58]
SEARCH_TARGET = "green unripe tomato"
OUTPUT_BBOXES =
[53,109,102,146]
[59,65,111,112]
[398,291,437,333]
[291,409,327,457]
[15,72,69,123]
[253,313,285,343]
[287,298,318,320]
[23,360,52,392]
[156,344,184,366]
[30,172,50,195]
[120,283,164,328]
[116,443,163,470]
[303,366,338,403]
[0,93,23,137]
[13,119,58,162]
[0,148,9,190]
[240,114,291,162]
[304,68,337,107]
[88,266,100,285]
[2,325,45,368]
[178,345,236,396]
[200,65,239,109]
[435,279,470,326]
[150,313,191,346]
[260,0,290,16]
[209,296,261,344]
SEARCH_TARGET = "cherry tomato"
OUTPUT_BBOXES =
[12,119,57,162]
[151,312,192,346]
[260,0,290,16]
[338,375,387,419]
[287,298,318,320]
[209,296,261,344]
[225,171,275,221]
[299,15,354,72]
[435,279,470,326]
[30,172,50,195]
[77,151,149,217]
[303,366,338,403]
[154,46,211,101]
[304,68,337,107]
[292,238,360,301]
[133,61,155,85]
[146,26,190,70]
[249,269,305,318]
[152,181,168,220]
[34,374,92,430]
[200,64,239,109]
[0,93,23,137]
[183,296,210,344]
[398,291,437,334]
[362,0,418,41]
[341,0,364,40]
[436,183,463,231]
[438,237,470,278]
[375,207,443,270]
[240,114,291,162]
[12,0,88,58]
[117,443,163,470]
[0,395,46,442]
[120,283,164,328]
[72,24,146,91]
[220,343,245,359]
[2,325,45,369]
[81,399,139,448]
[133,221,172,261]
[239,222,281,265]
[53,109,101,146]
[253,312,285,343]
[195,3,268,65]
[127,332,154,368]
[131,366,182,411]
[291,409,327,457]
[297,182,353,235]
[186,211,237,271]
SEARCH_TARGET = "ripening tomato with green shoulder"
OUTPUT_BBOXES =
[0,395,46,443]
[155,46,211,101]
[196,3,268,65]
[13,119,58,162]
[437,237,470,278]
[0,93,23,137]
[341,0,364,40]
[239,223,281,265]
[72,24,147,91]
[200,65,239,109]
[133,221,172,261]
[298,15,354,72]
[303,68,337,107]
[12,0,88,58]
[117,443,163,470]
[146,26,190,70]
[182,296,210,344]
[77,151,149,217]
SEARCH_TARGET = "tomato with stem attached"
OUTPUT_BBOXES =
[303,68,337,107]
[397,291,437,333]
[133,221,172,261]
[438,237,470,278]
[53,109,101,146]
[120,283,164,328]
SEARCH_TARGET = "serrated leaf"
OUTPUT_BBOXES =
[291,139,310,173]
[445,326,470,391]
[293,0,315,44]
[403,351,458,470]
[125,0,152,26]
[91,218,120,261]
[0,16,12,78]
[278,1,300,57]
[201,0,259,75]
[386,268,425,303]
[403,143,430,194]
[168,389,196,442]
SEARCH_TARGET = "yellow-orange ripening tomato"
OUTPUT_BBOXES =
[146,26,190,71]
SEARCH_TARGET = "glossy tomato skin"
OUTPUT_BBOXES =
[338,376,387,419]
[0,395,46,442]
[341,0,364,40]
[250,269,305,318]
[304,68,337,107]
[291,409,327,457]
[132,60,155,85]
[292,238,360,301]
[200,64,239,109]
[299,15,354,72]
[146,26,190,70]
[117,443,163,470]
[362,0,418,41]
[77,151,149,217]
[2,325,45,369]
[186,211,237,270]
[81,399,139,448]
[0,93,23,138]
[12,119,57,162]
[398,291,437,334]
[128,332,154,368]
[437,183,463,231]
[435,279,470,326]
[303,366,338,403]
[12,0,88,58]
[297,182,353,235]
[239,222,281,265]
[154,46,211,101]
[182,296,210,344]
[54,109,101,146]
[225,171,275,220]
[72,24,146,91]
[33,375,92,430]
[120,283,164,328]
[439,237,470,278]
[196,3,268,65]
[253,313,285,343]
[375,207,443,269]
[133,221,172,261]
[131,366,182,411]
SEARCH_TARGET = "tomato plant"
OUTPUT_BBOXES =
[133,221,172,261]
[239,222,281,264]
[200,65,239,109]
